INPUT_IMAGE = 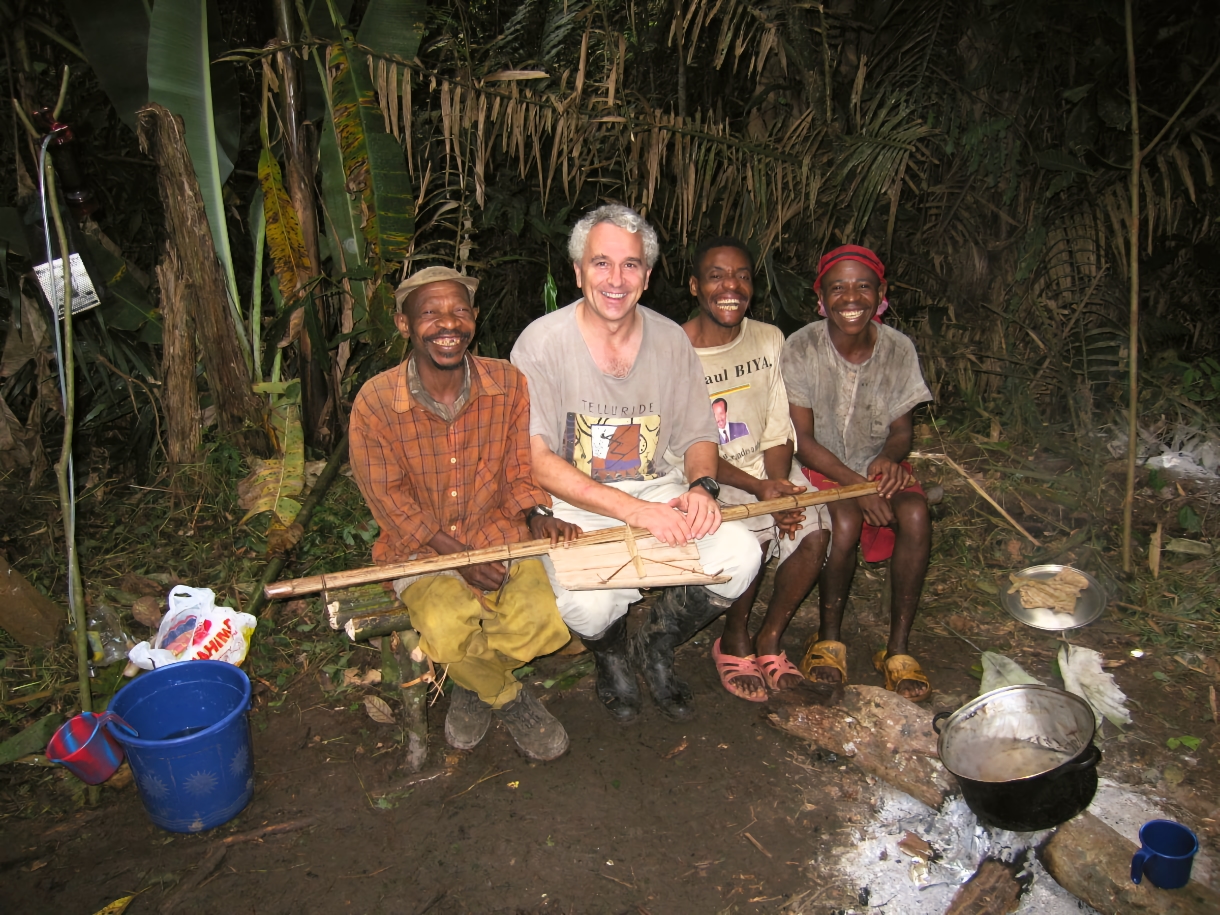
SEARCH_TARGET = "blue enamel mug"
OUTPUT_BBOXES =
[1131,819,1198,889]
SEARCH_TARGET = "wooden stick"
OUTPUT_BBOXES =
[910,451,1040,545]
[264,481,879,599]
[346,608,413,641]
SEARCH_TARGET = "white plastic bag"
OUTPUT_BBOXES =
[127,586,257,671]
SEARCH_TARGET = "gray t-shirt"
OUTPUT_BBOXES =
[511,301,718,483]
[781,321,932,475]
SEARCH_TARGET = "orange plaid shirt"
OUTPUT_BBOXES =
[349,355,550,564]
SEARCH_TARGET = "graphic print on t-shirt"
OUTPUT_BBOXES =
[711,385,752,445]
[562,413,661,482]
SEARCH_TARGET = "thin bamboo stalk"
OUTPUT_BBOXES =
[1121,0,1140,573]
[264,481,879,598]
[45,154,91,715]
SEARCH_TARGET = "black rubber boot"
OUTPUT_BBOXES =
[580,615,641,723]
[445,684,493,750]
[494,685,569,761]
[630,586,732,721]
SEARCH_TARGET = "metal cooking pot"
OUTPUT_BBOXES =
[933,684,1101,832]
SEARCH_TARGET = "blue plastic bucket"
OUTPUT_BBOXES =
[107,660,254,833]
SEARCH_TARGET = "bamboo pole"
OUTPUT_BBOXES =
[44,138,91,715]
[1121,0,1140,574]
[265,481,879,599]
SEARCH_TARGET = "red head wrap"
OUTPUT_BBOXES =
[813,245,888,318]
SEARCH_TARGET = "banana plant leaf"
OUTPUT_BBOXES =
[147,0,246,356]
[238,381,305,532]
[327,39,414,267]
[258,147,312,347]
[355,0,428,63]
[249,191,266,381]
[316,55,369,326]
[63,0,150,133]
[77,235,160,335]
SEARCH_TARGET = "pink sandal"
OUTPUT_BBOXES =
[756,652,805,691]
[712,638,768,703]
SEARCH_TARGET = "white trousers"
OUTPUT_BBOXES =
[718,459,829,563]
[540,470,763,638]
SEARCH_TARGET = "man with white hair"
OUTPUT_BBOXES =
[511,205,762,722]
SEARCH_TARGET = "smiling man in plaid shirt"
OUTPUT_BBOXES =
[350,266,581,761]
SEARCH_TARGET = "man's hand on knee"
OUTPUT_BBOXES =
[459,560,508,593]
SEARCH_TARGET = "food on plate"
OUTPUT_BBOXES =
[1007,567,1090,615]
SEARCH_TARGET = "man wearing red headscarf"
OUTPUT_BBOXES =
[779,245,934,701]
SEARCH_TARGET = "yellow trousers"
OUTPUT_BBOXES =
[401,559,569,708]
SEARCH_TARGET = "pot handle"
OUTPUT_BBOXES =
[931,712,951,735]
[1046,744,1102,779]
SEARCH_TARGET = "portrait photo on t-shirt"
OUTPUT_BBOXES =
[711,396,750,445]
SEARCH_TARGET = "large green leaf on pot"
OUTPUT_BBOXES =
[327,39,414,266]
[147,0,245,352]
[63,0,150,133]
[356,0,428,62]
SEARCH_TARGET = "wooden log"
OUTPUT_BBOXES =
[136,103,266,455]
[345,607,413,641]
[1041,812,1220,914]
[381,632,427,773]
[393,630,428,772]
[265,481,880,599]
[767,683,953,810]
[155,247,201,465]
[945,859,1023,915]
[325,583,401,629]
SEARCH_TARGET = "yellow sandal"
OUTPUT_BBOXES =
[872,650,932,702]
[799,639,848,684]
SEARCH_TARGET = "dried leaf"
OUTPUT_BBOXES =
[258,148,312,347]
[131,596,163,628]
[344,668,383,687]
[91,898,135,915]
[237,391,305,531]
[364,694,395,724]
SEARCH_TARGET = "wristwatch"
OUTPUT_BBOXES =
[524,505,554,526]
[688,476,721,499]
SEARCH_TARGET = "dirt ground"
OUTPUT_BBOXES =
[3,547,1218,915]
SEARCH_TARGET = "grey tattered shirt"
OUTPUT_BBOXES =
[780,321,932,476]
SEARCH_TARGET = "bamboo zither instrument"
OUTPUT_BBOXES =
[263,481,880,599]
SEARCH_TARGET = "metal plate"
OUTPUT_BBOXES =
[1000,564,1105,631]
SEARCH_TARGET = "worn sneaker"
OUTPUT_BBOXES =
[445,684,493,750]
[494,686,569,761]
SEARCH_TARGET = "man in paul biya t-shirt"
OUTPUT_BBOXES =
[682,235,830,704]
[511,205,762,723]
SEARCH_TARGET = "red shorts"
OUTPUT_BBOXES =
[800,463,925,563]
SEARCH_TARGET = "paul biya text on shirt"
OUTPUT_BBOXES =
[580,400,658,417]
[704,355,773,387]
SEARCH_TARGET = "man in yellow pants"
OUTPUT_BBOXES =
[350,267,581,760]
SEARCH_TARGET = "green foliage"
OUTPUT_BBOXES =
[1182,357,1220,404]
[1166,735,1201,751]
[146,0,247,359]
[62,0,149,133]
[1178,505,1202,533]
[326,39,414,268]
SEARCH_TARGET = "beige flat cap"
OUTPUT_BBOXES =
[394,266,479,310]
